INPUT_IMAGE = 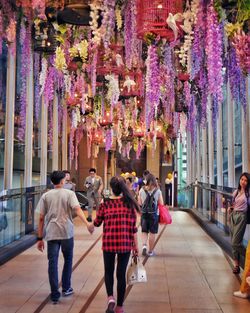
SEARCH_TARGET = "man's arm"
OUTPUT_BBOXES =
[75,206,94,233]
[37,213,45,252]
[98,177,104,194]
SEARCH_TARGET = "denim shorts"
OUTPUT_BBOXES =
[141,213,159,234]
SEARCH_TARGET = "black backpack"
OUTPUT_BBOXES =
[141,189,158,214]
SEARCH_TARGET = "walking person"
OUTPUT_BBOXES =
[234,240,250,298]
[92,176,140,313]
[63,170,76,191]
[229,172,250,274]
[36,171,93,304]
[138,173,164,257]
[84,168,103,222]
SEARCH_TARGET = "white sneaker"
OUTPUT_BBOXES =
[233,291,249,298]
[142,245,147,256]
[147,251,155,257]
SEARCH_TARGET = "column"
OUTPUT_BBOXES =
[52,94,58,171]
[227,81,235,187]
[24,52,34,187]
[201,126,208,183]
[3,47,16,189]
[216,104,223,186]
[61,104,68,170]
[40,96,48,185]
[186,132,192,185]
[196,126,201,181]
[202,126,208,211]
[241,102,249,173]
[207,97,214,185]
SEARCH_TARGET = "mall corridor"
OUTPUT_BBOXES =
[0,211,249,313]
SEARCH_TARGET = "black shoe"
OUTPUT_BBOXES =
[62,287,74,297]
[87,216,92,222]
[52,299,59,305]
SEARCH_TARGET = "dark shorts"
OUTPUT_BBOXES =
[141,213,159,234]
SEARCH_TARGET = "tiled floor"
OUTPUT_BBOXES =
[0,211,249,313]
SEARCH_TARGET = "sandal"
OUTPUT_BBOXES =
[233,266,240,274]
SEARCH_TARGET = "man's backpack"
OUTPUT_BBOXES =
[141,189,158,214]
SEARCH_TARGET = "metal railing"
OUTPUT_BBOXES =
[0,186,47,248]
[178,181,234,234]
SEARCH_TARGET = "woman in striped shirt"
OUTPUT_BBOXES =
[93,176,140,313]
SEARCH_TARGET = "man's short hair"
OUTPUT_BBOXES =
[63,170,70,175]
[89,168,96,173]
[143,170,150,177]
[50,171,66,185]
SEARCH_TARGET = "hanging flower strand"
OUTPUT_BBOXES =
[145,44,160,130]
[205,4,223,123]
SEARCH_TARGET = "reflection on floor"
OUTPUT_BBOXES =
[0,211,249,313]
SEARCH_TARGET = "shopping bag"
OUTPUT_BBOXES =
[127,256,147,285]
[158,204,172,225]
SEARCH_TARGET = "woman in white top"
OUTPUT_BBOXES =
[229,172,250,274]
[138,174,164,257]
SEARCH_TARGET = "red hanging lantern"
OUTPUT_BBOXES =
[133,126,145,138]
[99,111,113,127]
[136,0,183,40]
[96,44,125,76]
[92,129,104,145]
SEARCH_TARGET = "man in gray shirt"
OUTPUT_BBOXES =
[36,171,94,304]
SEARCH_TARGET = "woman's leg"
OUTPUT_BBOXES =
[231,213,247,267]
[148,233,156,252]
[116,252,131,307]
[103,251,116,297]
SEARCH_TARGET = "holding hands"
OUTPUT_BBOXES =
[87,222,95,234]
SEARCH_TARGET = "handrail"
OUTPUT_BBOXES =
[0,186,48,202]
[180,181,234,198]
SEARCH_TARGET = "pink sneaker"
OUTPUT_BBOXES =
[115,306,124,313]
[106,296,115,313]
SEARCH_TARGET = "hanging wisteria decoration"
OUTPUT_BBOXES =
[145,44,160,130]
[228,45,247,115]
[34,52,40,122]
[17,23,31,141]
[206,5,223,124]
[105,128,113,152]
[102,0,116,49]
[124,0,140,69]
[75,126,84,170]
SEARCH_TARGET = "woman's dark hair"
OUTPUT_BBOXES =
[110,176,140,212]
[237,172,250,195]
[146,173,158,187]
[50,171,66,185]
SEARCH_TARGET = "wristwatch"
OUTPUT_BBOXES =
[37,237,43,241]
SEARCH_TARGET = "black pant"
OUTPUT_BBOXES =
[103,251,130,306]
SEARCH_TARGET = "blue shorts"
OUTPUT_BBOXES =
[141,213,159,234]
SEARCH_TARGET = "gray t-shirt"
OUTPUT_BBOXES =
[37,188,80,241]
[139,188,162,215]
